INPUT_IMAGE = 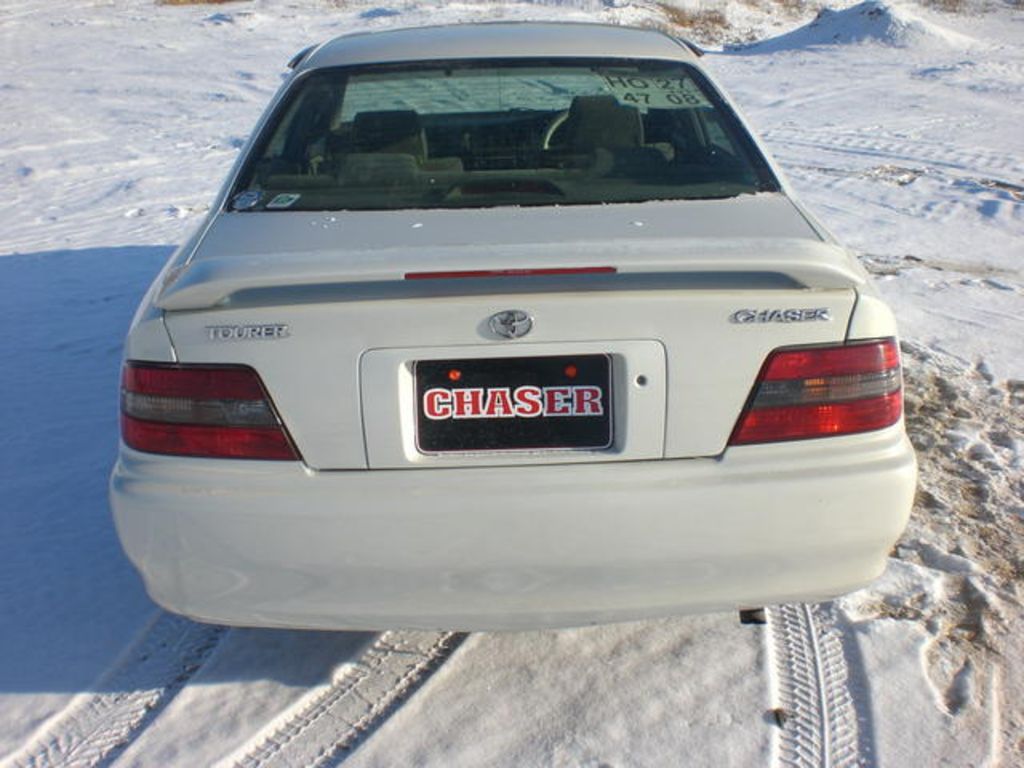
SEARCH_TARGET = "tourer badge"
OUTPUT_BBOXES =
[206,323,290,341]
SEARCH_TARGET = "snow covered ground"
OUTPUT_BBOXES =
[0,1,1021,766]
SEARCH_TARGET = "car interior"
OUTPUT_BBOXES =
[238,71,768,209]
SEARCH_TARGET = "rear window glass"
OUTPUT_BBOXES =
[231,59,779,212]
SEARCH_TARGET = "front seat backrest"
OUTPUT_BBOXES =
[352,110,426,160]
[562,95,643,152]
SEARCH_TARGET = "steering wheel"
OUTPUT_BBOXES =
[541,110,570,150]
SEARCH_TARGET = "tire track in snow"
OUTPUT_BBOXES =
[767,604,866,768]
[3,613,225,768]
[762,128,1023,179]
[225,631,466,768]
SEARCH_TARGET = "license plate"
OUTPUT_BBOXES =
[415,354,612,453]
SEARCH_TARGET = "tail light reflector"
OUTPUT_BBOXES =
[729,338,903,445]
[120,362,299,460]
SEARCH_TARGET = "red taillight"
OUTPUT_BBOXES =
[729,338,903,446]
[120,362,299,460]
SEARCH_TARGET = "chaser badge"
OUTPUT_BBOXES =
[415,355,613,453]
[423,385,604,420]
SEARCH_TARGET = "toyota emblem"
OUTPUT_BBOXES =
[488,310,533,339]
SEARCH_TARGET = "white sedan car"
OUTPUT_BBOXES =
[110,22,916,630]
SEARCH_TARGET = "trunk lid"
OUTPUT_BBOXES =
[159,196,861,469]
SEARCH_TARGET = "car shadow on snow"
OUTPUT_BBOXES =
[0,246,374,696]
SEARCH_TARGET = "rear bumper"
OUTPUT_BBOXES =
[110,426,916,630]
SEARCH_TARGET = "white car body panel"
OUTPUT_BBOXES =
[161,284,857,468]
[110,21,916,630]
[112,426,915,631]
[155,197,856,312]
[297,23,700,71]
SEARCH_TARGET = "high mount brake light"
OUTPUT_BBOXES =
[404,267,616,280]
[729,338,903,445]
[120,362,299,460]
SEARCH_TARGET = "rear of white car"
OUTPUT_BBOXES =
[110,23,916,630]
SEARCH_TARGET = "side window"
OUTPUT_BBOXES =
[265,98,303,159]
[698,110,737,155]
[260,78,345,168]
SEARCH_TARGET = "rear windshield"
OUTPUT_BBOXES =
[230,58,779,212]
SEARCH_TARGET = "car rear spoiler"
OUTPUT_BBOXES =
[154,239,867,311]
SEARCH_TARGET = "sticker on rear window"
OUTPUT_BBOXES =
[266,193,301,209]
[598,71,712,111]
[231,190,262,211]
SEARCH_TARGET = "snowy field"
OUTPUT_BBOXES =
[1,0,1021,766]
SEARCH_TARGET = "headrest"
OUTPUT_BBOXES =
[352,110,424,155]
[564,96,643,150]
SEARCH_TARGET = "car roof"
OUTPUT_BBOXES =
[297,22,698,72]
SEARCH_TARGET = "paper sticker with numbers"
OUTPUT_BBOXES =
[598,72,712,111]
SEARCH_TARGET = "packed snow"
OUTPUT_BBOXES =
[0,0,1021,766]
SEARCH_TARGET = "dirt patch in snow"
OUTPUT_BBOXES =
[648,0,819,46]
[845,341,1023,760]
[901,342,1023,587]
